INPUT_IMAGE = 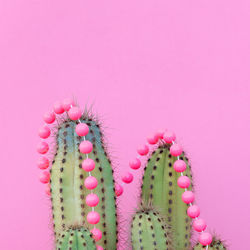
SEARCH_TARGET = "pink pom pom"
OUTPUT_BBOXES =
[96,246,103,250]
[182,191,195,204]
[155,129,165,139]
[91,228,102,241]
[177,176,190,188]
[39,171,50,184]
[68,106,82,120]
[62,98,75,111]
[86,193,99,207]
[87,211,100,224]
[45,184,51,196]
[75,123,89,136]
[173,160,186,172]
[82,158,95,172]
[187,205,200,218]
[137,145,149,156]
[129,158,141,170]
[122,172,133,184]
[38,125,51,139]
[43,111,55,124]
[170,143,183,156]
[199,232,212,246]
[79,140,93,154]
[37,141,49,154]
[147,134,158,145]
[84,176,98,190]
[193,218,207,232]
[37,157,49,169]
[115,184,123,196]
[53,101,64,114]
[163,131,176,143]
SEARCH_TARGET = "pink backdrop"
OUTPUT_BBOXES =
[0,1,249,249]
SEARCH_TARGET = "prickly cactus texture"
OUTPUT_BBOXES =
[193,237,227,249]
[131,206,172,250]
[56,227,96,250]
[140,143,193,250]
[50,115,117,249]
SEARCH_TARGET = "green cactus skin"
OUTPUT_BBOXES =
[56,227,96,250]
[50,115,117,250]
[193,237,227,249]
[141,143,193,250]
[131,206,172,250]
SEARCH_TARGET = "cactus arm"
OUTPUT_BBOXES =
[141,144,193,250]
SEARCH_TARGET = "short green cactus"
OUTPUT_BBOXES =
[50,114,117,249]
[131,205,172,250]
[140,143,193,250]
[193,237,227,249]
[56,227,96,250]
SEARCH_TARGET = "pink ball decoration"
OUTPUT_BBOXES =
[177,176,190,188]
[45,184,51,196]
[62,98,75,111]
[87,211,100,225]
[82,158,95,172]
[53,101,64,114]
[163,131,176,143]
[43,111,55,124]
[37,157,49,170]
[115,184,123,196]
[122,172,134,184]
[187,205,200,218]
[39,171,50,184]
[147,134,158,145]
[199,232,213,246]
[79,140,93,154]
[129,158,141,170]
[96,246,103,250]
[37,141,49,154]
[38,125,51,139]
[84,176,98,190]
[173,160,186,172]
[182,191,195,204]
[68,106,82,120]
[193,218,207,232]
[86,193,99,207]
[91,228,102,241]
[155,129,165,139]
[76,123,89,136]
[170,143,183,156]
[137,145,149,156]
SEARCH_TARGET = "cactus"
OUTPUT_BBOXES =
[38,99,227,250]
[131,205,172,250]
[56,227,96,250]
[50,114,117,249]
[139,143,193,250]
[193,236,227,249]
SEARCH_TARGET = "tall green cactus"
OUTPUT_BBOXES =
[56,227,96,250]
[50,115,117,249]
[140,143,193,250]
[131,205,172,250]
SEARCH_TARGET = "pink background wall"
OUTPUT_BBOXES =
[0,1,249,249]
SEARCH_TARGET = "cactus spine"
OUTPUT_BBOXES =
[140,143,193,250]
[50,115,117,249]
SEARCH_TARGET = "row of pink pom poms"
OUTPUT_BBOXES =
[121,129,213,249]
[37,98,103,250]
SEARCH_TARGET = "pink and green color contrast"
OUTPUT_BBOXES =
[37,98,227,250]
